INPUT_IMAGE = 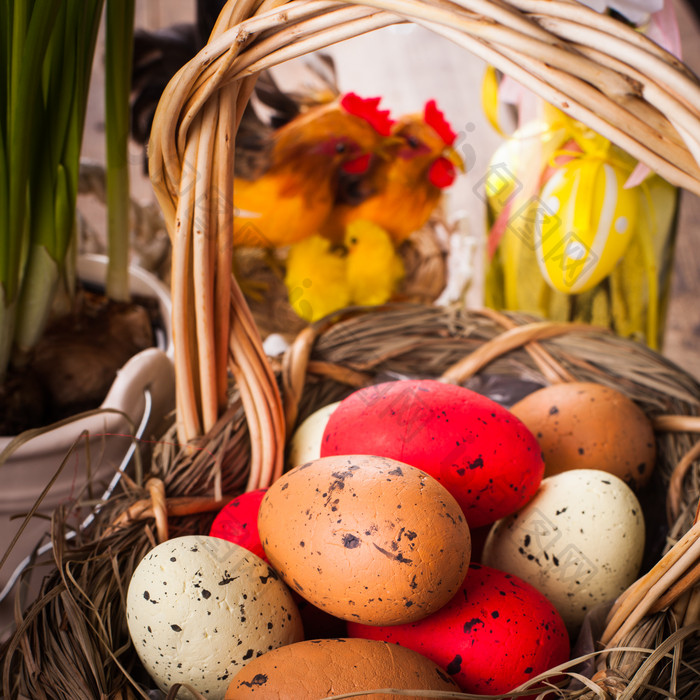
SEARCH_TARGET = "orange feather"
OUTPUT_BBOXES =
[232,94,394,248]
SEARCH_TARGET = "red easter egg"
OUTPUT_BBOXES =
[321,379,544,527]
[209,489,268,561]
[348,562,570,694]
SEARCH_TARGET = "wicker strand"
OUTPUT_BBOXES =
[667,439,700,524]
[192,99,219,434]
[305,360,374,387]
[476,307,577,383]
[648,560,700,614]
[440,320,604,383]
[683,586,700,626]
[508,0,690,71]
[601,520,700,647]
[104,493,229,539]
[283,325,322,434]
[146,479,169,543]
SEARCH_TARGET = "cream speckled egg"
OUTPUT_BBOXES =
[482,469,644,633]
[287,402,341,468]
[126,535,303,699]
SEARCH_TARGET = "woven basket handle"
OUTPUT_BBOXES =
[440,308,590,384]
[147,0,700,493]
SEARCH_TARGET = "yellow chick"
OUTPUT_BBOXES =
[344,220,404,306]
[284,220,404,323]
[284,235,350,322]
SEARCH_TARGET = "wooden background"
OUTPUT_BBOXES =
[80,0,700,379]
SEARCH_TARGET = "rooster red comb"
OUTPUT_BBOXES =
[340,93,395,136]
[424,99,456,146]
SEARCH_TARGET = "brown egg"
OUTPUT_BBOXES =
[225,638,460,698]
[258,454,471,625]
[510,382,656,489]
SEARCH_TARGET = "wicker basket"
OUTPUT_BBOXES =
[3,0,700,698]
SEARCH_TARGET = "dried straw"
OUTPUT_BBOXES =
[3,306,697,698]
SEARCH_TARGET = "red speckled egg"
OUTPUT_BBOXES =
[321,379,544,527]
[348,562,570,694]
[209,489,268,561]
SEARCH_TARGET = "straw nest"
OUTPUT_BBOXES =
[2,305,700,699]
[236,219,450,340]
[4,0,700,697]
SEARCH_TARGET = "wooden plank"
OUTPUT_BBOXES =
[663,0,700,379]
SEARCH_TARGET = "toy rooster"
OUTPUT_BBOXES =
[321,99,464,245]
[232,93,395,249]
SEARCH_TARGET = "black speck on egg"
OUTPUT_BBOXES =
[436,668,451,684]
[446,654,463,674]
[468,457,484,470]
[463,617,484,633]
[342,534,361,549]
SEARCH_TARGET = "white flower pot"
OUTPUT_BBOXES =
[0,255,175,633]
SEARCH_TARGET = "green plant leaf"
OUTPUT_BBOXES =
[13,243,59,353]
[0,0,108,380]
[6,0,61,298]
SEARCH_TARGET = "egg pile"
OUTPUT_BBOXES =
[125,378,655,698]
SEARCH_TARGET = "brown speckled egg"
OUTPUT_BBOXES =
[126,536,303,699]
[510,382,656,488]
[224,638,460,698]
[258,455,471,625]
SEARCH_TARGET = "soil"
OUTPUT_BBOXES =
[0,284,162,436]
